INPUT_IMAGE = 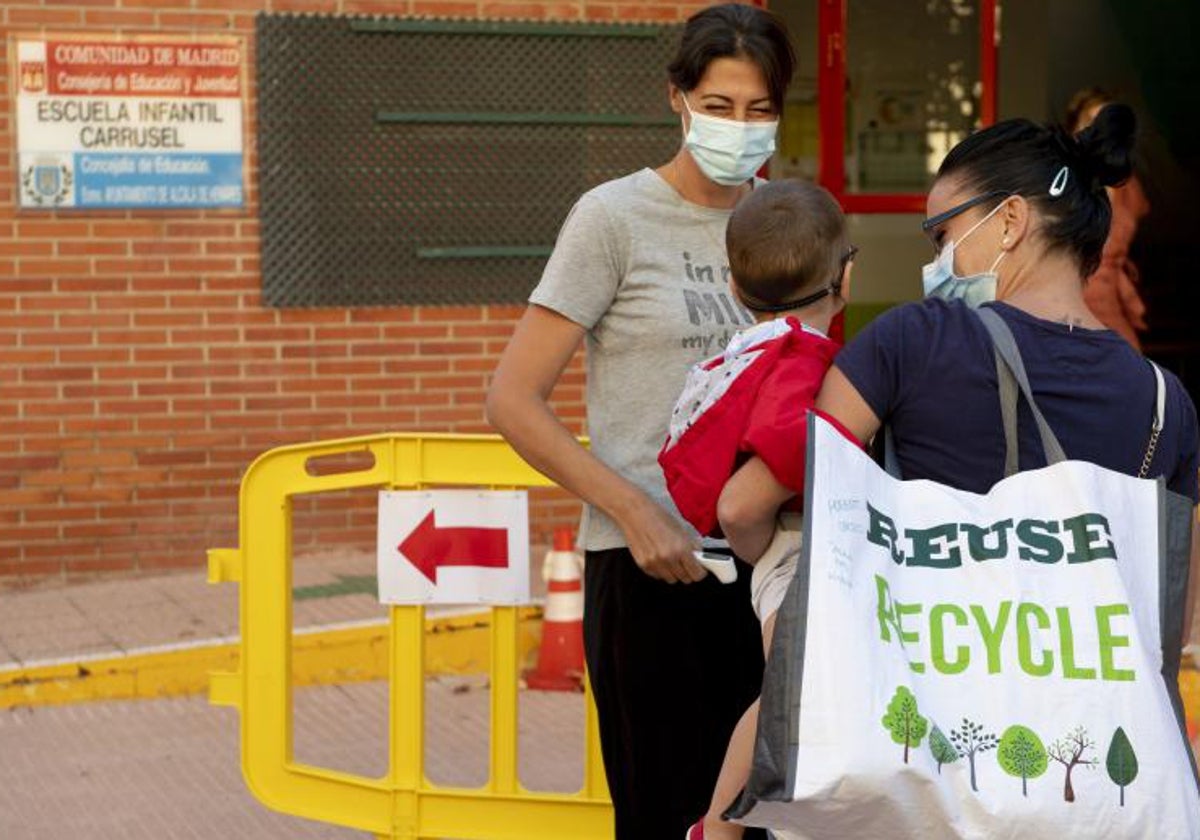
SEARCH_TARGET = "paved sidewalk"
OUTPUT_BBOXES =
[0,550,385,670]
[0,551,583,839]
[0,676,587,840]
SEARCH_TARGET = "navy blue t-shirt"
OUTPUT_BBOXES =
[835,299,1200,503]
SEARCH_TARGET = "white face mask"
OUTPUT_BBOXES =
[921,200,1008,308]
[681,94,778,186]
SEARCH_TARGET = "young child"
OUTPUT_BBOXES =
[658,179,855,840]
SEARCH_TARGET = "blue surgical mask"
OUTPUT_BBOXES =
[921,200,1008,307]
[681,94,778,186]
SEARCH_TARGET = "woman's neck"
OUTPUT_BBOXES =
[658,150,748,209]
[996,250,1103,329]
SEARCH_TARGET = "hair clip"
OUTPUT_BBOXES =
[1049,166,1070,197]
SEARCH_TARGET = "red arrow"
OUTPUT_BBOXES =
[398,510,509,584]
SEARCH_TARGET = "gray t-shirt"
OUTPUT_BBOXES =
[530,167,756,550]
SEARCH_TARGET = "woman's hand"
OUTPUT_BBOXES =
[616,495,706,584]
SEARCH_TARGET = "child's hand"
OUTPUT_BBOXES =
[619,500,706,584]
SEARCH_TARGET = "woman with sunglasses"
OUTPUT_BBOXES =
[487,5,793,837]
[815,104,1200,638]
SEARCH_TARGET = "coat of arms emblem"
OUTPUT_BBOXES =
[21,158,73,207]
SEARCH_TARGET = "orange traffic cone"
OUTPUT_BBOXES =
[525,527,585,692]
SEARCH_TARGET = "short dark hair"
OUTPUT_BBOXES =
[726,179,848,307]
[935,104,1136,277]
[667,4,796,113]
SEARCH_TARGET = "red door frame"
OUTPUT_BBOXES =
[815,0,998,215]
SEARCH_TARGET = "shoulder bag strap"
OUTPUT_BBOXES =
[976,306,1068,474]
[1139,360,1167,478]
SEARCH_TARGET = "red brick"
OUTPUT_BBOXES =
[133,312,204,328]
[246,395,313,411]
[92,221,165,238]
[20,295,93,312]
[62,417,136,435]
[0,241,53,256]
[60,277,129,294]
[94,258,167,274]
[280,378,346,394]
[97,364,170,381]
[84,10,158,25]
[97,330,168,346]
[163,222,236,237]
[22,366,94,382]
[57,240,129,257]
[419,340,485,356]
[8,8,83,24]
[244,326,311,342]
[132,240,203,256]
[22,400,96,417]
[159,11,234,26]
[62,450,136,470]
[136,450,209,467]
[61,383,135,400]
[59,347,131,365]
[96,294,167,310]
[132,346,206,363]
[195,0,268,10]
[59,314,131,329]
[167,257,239,273]
[18,259,92,276]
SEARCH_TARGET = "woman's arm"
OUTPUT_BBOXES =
[486,304,705,584]
[717,456,794,562]
[814,366,883,446]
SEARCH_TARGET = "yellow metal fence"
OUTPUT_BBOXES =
[207,433,612,839]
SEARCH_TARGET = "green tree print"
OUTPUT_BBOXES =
[998,725,1049,797]
[929,724,959,775]
[881,686,928,764]
[949,718,999,792]
[1048,726,1097,803]
[1105,727,1139,807]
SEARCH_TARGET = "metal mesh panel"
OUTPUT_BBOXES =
[258,15,684,307]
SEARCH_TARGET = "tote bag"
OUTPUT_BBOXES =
[732,310,1200,839]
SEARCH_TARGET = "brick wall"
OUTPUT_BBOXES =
[0,0,705,583]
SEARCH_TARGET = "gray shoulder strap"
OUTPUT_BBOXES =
[883,425,902,479]
[995,349,1020,478]
[976,306,1067,470]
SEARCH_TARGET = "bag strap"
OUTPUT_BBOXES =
[976,307,1067,475]
[1139,360,1167,478]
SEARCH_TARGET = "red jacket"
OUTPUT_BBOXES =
[659,317,848,537]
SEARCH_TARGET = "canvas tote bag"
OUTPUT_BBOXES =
[731,308,1200,839]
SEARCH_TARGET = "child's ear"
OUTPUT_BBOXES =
[838,260,854,303]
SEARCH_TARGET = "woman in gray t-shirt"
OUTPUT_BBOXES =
[486,5,795,838]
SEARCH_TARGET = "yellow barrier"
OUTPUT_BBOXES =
[208,433,612,839]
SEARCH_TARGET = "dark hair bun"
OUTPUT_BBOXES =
[1074,102,1136,188]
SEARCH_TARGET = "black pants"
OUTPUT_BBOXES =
[584,547,767,840]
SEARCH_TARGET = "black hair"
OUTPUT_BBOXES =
[667,3,796,113]
[936,103,1136,277]
[726,179,848,307]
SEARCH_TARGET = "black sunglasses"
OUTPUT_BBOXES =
[740,245,859,314]
[920,190,1010,249]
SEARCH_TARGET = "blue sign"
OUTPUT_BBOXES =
[73,152,243,208]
